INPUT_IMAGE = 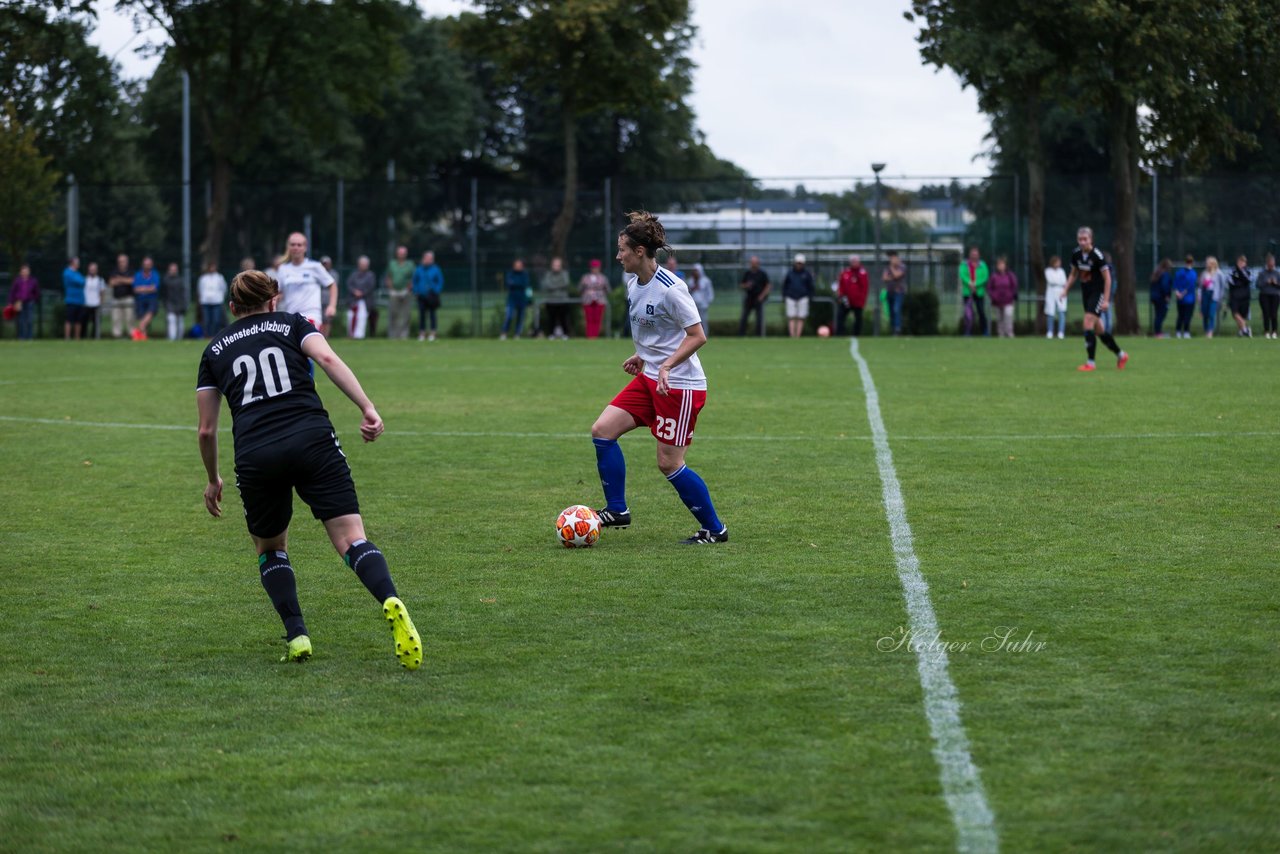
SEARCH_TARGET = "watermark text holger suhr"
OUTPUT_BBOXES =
[877,626,1047,654]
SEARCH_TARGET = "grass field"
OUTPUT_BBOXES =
[1,333,1277,852]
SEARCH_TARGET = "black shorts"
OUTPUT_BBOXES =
[1229,292,1252,317]
[234,427,359,538]
[65,304,86,325]
[1081,286,1105,316]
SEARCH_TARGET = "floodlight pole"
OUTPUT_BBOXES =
[872,163,885,336]
[182,70,191,295]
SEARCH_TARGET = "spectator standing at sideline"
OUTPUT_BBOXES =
[1148,258,1173,338]
[1172,254,1198,338]
[579,259,609,339]
[987,255,1019,338]
[686,263,714,337]
[540,256,572,340]
[1227,254,1254,337]
[883,251,908,335]
[738,255,771,337]
[198,261,228,338]
[107,253,134,339]
[1200,255,1227,338]
[782,254,814,338]
[384,245,413,339]
[7,264,39,340]
[345,255,375,340]
[501,258,530,339]
[63,256,86,341]
[163,261,187,341]
[958,246,989,336]
[318,256,339,337]
[1256,253,1280,339]
[835,254,869,337]
[277,233,337,333]
[1044,255,1068,339]
[413,250,444,342]
[132,256,160,340]
[83,261,105,339]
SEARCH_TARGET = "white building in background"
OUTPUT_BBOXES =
[658,200,839,245]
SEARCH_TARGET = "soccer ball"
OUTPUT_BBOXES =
[816,325,831,338]
[556,505,601,548]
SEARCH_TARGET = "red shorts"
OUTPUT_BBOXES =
[610,374,706,446]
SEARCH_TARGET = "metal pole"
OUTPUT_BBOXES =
[1151,169,1159,271]
[386,159,396,264]
[182,70,191,295]
[470,176,479,336]
[336,178,345,267]
[603,177,612,266]
[872,165,884,336]
[739,177,747,263]
[66,174,78,260]
[1013,170,1020,323]
[303,214,312,250]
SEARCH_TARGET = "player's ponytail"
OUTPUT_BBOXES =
[229,270,279,316]
[619,210,671,259]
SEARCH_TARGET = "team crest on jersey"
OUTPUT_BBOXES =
[646,304,655,315]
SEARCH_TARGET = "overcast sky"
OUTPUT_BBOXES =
[89,0,992,183]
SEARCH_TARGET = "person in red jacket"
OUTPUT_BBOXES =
[835,254,870,336]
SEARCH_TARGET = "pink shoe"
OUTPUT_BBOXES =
[1077,363,1096,372]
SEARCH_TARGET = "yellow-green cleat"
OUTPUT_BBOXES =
[382,596,422,670]
[282,635,312,663]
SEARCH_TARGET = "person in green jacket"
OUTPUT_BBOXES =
[958,246,990,336]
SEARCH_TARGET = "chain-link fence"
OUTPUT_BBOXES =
[5,172,1277,339]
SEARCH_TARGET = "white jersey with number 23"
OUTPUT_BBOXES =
[626,267,706,390]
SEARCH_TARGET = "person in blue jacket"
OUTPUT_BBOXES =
[501,258,530,340]
[412,250,444,342]
[1148,259,1173,338]
[62,256,87,340]
[1171,254,1199,339]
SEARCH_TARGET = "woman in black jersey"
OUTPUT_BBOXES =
[195,270,422,668]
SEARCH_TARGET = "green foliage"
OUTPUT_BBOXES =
[903,289,939,336]
[0,102,60,268]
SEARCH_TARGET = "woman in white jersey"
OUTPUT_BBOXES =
[276,232,337,331]
[589,211,728,544]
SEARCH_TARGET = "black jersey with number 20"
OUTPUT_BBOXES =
[196,312,333,455]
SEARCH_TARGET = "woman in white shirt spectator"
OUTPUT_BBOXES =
[198,261,229,338]
[1044,255,1067,339]
[83,261,106,339]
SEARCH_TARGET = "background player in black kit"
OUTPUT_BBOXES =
[1061,226,1129,372]
[195,270,422,668]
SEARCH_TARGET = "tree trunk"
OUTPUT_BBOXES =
[202,153,233,269]
[550,106,578,259]
[1025,96,1047,333]
[1108,94,1141,335]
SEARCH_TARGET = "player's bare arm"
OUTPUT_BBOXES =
[196,388,224,517]
[622,353,644,376]
[1099,266,1113,310]
[656,322,707,396]
[302,333,383,442]
[1062,267,1077,298]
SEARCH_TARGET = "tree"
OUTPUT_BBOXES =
[912,0,1280,334]
[118,0,405,266]
[0,102,61,269]
[459,0,698,258]
[910,0,1062,326]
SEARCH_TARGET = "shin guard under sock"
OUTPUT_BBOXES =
[259,550,307,640]
[666,464,725,533]
[593,438,629,513]
[344,539,398,603]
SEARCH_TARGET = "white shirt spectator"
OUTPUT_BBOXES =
[199,271,228,306]
[84,274,106,309]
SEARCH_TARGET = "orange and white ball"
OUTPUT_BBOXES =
[556,505,601,548]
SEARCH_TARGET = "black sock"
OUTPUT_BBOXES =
[344,539,398,603]
[1099,331,1121,354]
[1085,330,1097,361]
[259,550,307,640]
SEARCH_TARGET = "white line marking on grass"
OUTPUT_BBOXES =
[3,415,1272,446]
[850,338,999,854]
